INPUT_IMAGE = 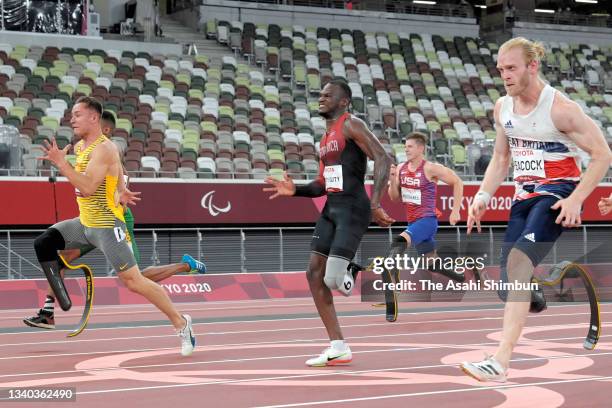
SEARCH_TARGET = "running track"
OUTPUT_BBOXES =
[0,298,610,407]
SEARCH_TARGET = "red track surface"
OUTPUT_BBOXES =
[0,298,610,407]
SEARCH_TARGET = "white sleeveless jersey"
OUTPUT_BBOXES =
[499,84,580,201]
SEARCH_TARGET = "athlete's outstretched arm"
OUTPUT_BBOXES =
[345,117,394,226]
[467,99,510,233]
[264,164,326,198]
[294,162,326,197]
[479,99,511,196]
[551,97,612,227]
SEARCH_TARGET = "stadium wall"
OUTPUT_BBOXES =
[2,178,612,226]
[2,224,610,277]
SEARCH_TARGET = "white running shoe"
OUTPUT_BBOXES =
[460,354,507,382]
[306,346,352,367]
[177,314,196,356]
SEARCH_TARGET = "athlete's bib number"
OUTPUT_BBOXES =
[401,187,421,205]
[512,148,546,180]
[324,165,343,191]
[114,227,127,243]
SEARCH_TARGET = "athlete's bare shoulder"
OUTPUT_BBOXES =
[424,160,448,181]
[346,113,364,124]
[551,88,575,108]
[97,139,116,152]
[550,90,585,133]
[91,139,119,164]
[343,113,367,135]
[343,113,377,145]
[424,160,444,172]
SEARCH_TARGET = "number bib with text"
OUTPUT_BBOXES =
[512,148,546,180]
[401,187,421,205]
[324,165,343,191]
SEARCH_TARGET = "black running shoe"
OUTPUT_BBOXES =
[23,309,55,329]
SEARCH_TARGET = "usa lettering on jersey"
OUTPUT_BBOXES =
[401,176,420,187]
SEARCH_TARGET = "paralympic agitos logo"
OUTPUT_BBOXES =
[201,191,232,216]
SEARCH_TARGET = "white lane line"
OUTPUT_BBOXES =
[0,321,605,362]
[67,362,612,399]
[2,310,602,347]
[0,303,596,336]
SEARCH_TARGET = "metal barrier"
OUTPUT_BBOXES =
[1,224,610,279]
[0,243,29,279]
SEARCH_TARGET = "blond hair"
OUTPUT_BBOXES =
[499,37,546,65]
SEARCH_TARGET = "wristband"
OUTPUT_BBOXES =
[474,191,491,206]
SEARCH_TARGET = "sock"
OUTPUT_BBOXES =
[42,295,55,314]
[330,340,346,351]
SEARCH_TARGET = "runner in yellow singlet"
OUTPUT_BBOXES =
[24,111,206,330]
[32,97,196,356]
